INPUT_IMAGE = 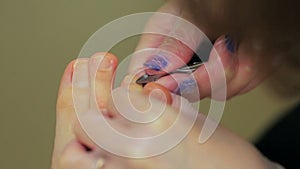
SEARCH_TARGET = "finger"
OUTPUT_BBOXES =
[129,1,203,75]
[237,55,279,95]
[206,36,280,100]
[156,73,200,101]
[237,76,265,95]
[193,35,238,100]
[219,40,262,99]
[157,35,237,101]
[88,53,118,116]
[236,47,284,96]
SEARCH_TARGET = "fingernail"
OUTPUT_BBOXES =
[225,35,236,53]
[144,54,169,71]
[175,78,197,95]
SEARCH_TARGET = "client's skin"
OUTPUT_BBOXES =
[51,53,277,169]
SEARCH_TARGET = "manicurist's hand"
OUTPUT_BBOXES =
[129,0,282,101]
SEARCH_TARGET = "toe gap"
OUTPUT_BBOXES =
[78,141,93,152]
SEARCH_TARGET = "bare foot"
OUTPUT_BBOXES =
[51,53,277,169]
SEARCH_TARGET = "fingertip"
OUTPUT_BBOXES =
[156,75,180,91]
[155,73,203,102]
[191,35,239,100]
[214,36,238,80]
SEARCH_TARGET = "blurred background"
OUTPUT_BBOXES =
[0,1,299,169]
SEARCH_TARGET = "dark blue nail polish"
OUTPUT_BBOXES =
[225,35,235,53]
[175,78,197,94]
[144,54,168,71]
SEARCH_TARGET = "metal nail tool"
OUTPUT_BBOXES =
[136,54,205,86]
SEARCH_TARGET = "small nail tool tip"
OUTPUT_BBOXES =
[136,55,205,85]
[136,74,150,85]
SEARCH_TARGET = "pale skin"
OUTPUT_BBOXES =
[51,0,295,167]
[51,53,277,169]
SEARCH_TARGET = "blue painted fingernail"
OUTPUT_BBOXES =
[144,54,168,71]
[225,35,235,53]
[175,78,197,95]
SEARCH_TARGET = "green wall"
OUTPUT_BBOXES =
[0,1,297,169]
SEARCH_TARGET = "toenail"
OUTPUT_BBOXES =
[95,158,105,169]
[98,55,113,70]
